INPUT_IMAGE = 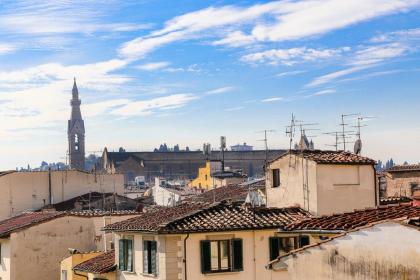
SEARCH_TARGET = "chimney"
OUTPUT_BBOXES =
[413,191,420,207]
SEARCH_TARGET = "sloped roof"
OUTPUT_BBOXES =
[0,212,65,238]
[104,201,310,234]
[386,164,420,172]
[184,185,251,204]
[73,250,116,274]
[284,204,420,231]
[271,150,375,165]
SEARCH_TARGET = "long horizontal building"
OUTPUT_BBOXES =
[101,148,285,183]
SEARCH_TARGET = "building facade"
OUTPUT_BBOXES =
[265,150,377,216]
[383,164,420,198]
[68,78,86,170]
[0,170,124,220]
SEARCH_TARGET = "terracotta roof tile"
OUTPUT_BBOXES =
[284,204,420,231]
[386,164,420,172]
[104,202,311,234]
[73,250,116,274]
[0,212,65,238]
[184,185,252,204]
[273,150,375,165]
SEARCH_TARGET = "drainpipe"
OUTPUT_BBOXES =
[373,165,378,206]
[183,233,190,280]
[48,167,52,205]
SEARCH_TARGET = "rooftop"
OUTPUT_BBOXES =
[272,150,376,165]
[386,164,420,172]
[104,201,310,234]
[73,250,116,274]
[284,204,420,232]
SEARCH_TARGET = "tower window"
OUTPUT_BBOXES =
[74,134,79,151]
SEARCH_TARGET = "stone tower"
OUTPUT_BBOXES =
[68,78,85,170]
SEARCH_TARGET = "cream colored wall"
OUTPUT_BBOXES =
[10,216,96,280]
[61,252,102,280]
[0,170,124,220]
[316,164,376,215]
[0,239,11,280]
[87,271,116,280]
[266,155,318,214]
[270,222,420,280]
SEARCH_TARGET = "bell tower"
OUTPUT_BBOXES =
[68,78,85,170]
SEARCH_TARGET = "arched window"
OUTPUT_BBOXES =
[74,134,79,151]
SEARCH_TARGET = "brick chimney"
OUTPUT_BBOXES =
[413,191,420,207]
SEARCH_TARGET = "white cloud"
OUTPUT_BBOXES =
[307,65,370,87]
[312,89,336,96]
[242,47,349,65]
[119,0,420,59]
[110,94,197,117]
[205,86,235,95]
[276,70,306,78]
[0,43,16,54]
[261,97,283,102]
[225,106,244,112]
[136,61,171,71]
[371,28,420,43]
[163,64,202,73]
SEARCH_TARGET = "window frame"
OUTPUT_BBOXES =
[269,235,310,261]
[200,238,243,274]
[143,240,158,276]
[272,169,280,188]
[118,237,134,272]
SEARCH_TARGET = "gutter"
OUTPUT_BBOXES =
[373,165,378,206]
[277,229,345,234]
[183,233,190,280]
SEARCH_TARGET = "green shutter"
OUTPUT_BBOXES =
[232,239,243,271]
[127,239,133,272]
[143,240,149,274]
[200,240,211,273]
[269,237,280,261]
[151,241,157,275]
[119,239,126,271]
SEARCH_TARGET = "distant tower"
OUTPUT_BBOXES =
[68,78,85,170]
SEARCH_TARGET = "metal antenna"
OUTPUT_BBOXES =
[257,129,276,164]
[340,113,359,151]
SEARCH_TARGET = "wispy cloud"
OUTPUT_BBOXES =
[225,106,244,112]
[242,47,349,66]
[135,61,171,71]
[312,89,336,96]
[276,70,306,78]
[371,27,420,43]
[119,0,420,59]
[205,86,235,95]
[0,43,17,55]
[261,97,283,102]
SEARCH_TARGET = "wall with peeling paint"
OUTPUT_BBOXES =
[271,222,420,280]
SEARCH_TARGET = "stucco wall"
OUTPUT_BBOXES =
[0,239,11,280]
[271,222,420,280]
[266,155,318,214]
[385,171,420,197]
[60,252,102,280]
[116,230,280,280]
[0,170,124,220]
[316,164,376,215]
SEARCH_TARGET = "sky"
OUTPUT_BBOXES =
[0,0,419,170]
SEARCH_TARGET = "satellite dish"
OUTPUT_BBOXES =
[354,139,362,155]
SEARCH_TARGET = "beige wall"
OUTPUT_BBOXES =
[316,164,376,215]
[115,229,282,280]
[270,222,420,280]
[266,155,318,214]
[385,171,420,197]
[61,252,102,280]
[266,155,376,215]
[0,239,11,280]
[0,170,124,220]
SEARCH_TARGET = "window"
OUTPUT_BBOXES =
[411,183,419,196]
[200,239,243,274]
[143,240,157,275]
[272,169,280,188]
[119,238,133,272]
[269,236,310,261]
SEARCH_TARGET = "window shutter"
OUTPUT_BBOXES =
[200,240,211,273]
[299,235,310,247]
[143,240,149,274]
[269,237,280,261]
[151,241,157,275]
[119,239,126,271]
[127,239,133,272]
[232,239,243,271]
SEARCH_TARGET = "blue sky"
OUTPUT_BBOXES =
[0,0,419,169]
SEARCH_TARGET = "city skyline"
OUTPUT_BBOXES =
[1,0,420,169]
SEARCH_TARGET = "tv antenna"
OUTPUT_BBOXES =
[257,129,276,163]
[349,115,375,155]
[340,113,359,151]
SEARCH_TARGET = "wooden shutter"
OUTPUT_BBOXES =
[127,239,133,272]
[151,241,157,275]
[269,237,280,261]
[143,240,149,274]
[119,239,126,271]
[200,240,211,273]
[232,239,243,271]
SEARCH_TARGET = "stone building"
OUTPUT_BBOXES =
[101,148,285,184]
[68,78,85,170]
[383,164,420,198]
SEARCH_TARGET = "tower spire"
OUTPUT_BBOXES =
[68,78,85,170]
[72,77,79,100]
